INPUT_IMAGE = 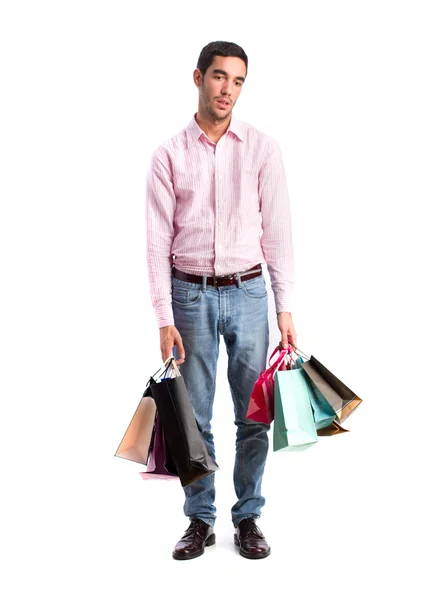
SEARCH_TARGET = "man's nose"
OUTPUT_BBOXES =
[221,79,233,96]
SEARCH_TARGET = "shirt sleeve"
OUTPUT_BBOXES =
[259,138,295,314]
[145,148,176,328]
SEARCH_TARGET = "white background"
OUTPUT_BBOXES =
[1,1,438,598]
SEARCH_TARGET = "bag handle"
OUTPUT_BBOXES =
[167,357,181,377]
[268,344,310,369]
[293,346,310,360]
[268,346,288,368]
[267,345,296,373]
[150,355,181,383]
[268,343,301,367]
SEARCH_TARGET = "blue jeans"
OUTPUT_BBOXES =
[171,270,270,528]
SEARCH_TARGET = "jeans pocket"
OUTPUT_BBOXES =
[171,279,203,306]
[241,275,268,299]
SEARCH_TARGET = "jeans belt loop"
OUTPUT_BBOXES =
[202,275,207,292]
[236,271,242,288]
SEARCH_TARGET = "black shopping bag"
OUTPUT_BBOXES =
[149,357,219,487]
[297,350,362,424]
[143,411,179,479]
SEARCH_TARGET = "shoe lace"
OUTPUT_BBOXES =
[240,518,264,540]
[186,519,208,540]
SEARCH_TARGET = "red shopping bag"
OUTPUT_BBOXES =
[246,344,293,424]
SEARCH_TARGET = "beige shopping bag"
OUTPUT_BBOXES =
[114,385,156,464]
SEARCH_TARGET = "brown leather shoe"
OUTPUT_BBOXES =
[234,518,271,559]
[172,519,216,560]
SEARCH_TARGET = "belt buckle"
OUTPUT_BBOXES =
[213,274,235,287]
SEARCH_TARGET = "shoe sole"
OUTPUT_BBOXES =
[172,533,216,560]
[234,534,271,559]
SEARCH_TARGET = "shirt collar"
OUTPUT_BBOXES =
[186,112,244,148]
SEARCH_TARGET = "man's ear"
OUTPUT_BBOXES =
[193,68,203,88]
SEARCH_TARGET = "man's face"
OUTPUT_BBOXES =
[196,55,247,121]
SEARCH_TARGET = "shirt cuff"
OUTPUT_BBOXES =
[155,302,175,328]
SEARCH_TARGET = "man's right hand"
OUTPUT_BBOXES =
[159,325,185,366]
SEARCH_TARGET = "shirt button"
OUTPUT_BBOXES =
[219,221,223,226]
[218,245,222,250]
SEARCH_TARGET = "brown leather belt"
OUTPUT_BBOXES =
[172,264,262,288]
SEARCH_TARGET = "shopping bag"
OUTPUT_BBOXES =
[114,356,183,466]
[317,419,349,436]
[246,345,292,424]
[292,355,337,430]
[273,368,318,452]
[141,412,179,480]
[300,354,362,423]
[114,382,156,464]
[149,357,219,487]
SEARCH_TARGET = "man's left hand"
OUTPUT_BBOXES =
[277,312,297,350]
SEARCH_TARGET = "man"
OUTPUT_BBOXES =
[145,41,297,560]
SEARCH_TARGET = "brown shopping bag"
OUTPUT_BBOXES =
[114,383,157,464]
[317,419,349,436]
[295,348,362,426]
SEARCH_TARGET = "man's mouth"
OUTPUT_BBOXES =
[216,99,230,108]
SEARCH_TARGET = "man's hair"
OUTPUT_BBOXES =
[196,41,248,77]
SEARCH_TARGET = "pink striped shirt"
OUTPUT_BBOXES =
[146,113,295,328]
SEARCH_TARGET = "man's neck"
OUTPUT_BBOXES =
[195,111,232,144]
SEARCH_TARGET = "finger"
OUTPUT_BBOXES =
[176,339,185,363]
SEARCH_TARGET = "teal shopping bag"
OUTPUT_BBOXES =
[292,356,337,430]
[273,369,318,452]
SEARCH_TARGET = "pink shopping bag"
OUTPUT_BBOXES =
[246,344,294,424]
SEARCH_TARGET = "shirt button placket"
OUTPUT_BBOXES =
[215,141,224,272]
